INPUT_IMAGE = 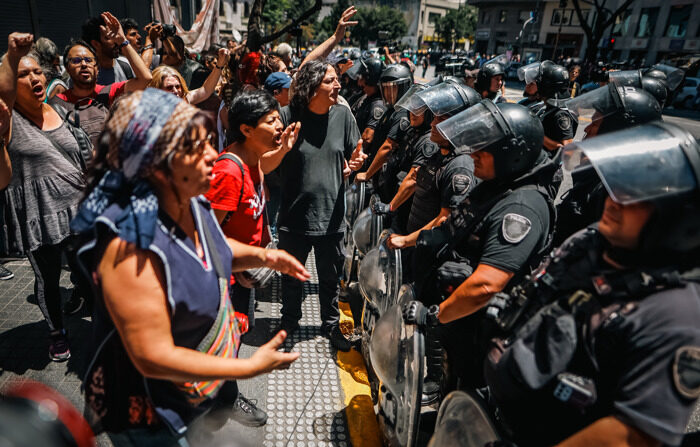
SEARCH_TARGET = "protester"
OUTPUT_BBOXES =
[0,33,89,361]
[70,88,308,444]
[263,71,292,107]
[34,37,67,101]
[262,60,366,352]
[50,32,152,148]
[120,18,159,69]
[0,97,12,281]
[274,43,294,70]
[568,64,581,97]
[161,35,209,89]
[82,13,135,85]
[149,47,228,105]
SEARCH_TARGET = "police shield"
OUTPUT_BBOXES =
[562,121,699,205]
[370,291,424,447]
[358,240,402,315]
[427,391,501,447]
[352,207,378,256]
[345,180,366,229]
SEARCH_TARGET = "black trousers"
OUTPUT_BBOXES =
[278,231,345,332]
[230,282,255,330]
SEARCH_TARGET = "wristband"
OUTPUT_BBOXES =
[142,44,154,51]
[119,40,130,50]
[215,63,225,69]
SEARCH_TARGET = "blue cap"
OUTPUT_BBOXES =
[264,72,292,92]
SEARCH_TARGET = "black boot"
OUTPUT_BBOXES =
[422,326,443,406]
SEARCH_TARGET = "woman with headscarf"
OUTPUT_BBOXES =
[70,87,308,445]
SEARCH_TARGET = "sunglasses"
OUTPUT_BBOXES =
[68,57,96,66]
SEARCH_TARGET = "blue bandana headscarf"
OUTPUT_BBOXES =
[71,88,193,249]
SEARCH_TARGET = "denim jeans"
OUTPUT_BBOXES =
[278,231,345,332]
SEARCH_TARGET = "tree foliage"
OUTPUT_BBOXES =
[351,6,407,48]
[314,0,351,42]
[570,0,638,62]
[434,6,478,50]
[247,0,322,51]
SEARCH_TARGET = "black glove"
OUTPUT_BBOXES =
[402,301,439,328]
[372,201,393,215]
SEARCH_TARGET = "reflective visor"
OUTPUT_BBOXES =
[395,83,426,110]
[609,70,642,88]
[346,60,364,80]
[518,62,541,84]
[405,83,466,117]
[650,64,685,91]
[566,84,620,121]
[381,78,411,106]
[436,101,507,154]
[562,123,697,204]
[487,54,508,66]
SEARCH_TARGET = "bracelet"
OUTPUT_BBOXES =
[142,44,154,51]
[119,40,130,51]
[215,63,225,69]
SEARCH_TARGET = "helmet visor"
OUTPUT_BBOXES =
[518,62,541,84]
[562,123,697,205]
[609,70,642,88]
[381,78,412,106]
[649,64,684,91]
[487,54,508,66]
[406,83,466,117]
[566,84,620,122]
[346,60,364,80]
[436,101,507,154]
[395,83,426,110]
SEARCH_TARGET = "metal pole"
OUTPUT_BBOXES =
[27,0,40,37]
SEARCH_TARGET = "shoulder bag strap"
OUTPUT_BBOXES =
[215,153,246,226]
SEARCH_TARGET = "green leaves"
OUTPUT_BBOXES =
[352,6,407,48]
[434,6,478,49]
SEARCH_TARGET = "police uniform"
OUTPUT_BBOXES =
[373,108,412,203]
[540,104,577,144]
[353,93,387,140]
[484,228,700,447]
[406,149,475,234]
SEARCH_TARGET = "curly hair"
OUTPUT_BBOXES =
[290,60,330,113]
[149,66,190,98]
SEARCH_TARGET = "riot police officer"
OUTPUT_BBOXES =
[555,84,663,246]
[347,57,386,157]
[482,122,700,447]
[475,61,506,103]
[644,63,685,103]
[354,64,414,203]
[402,101,558,393]
[385,80,481,251]
[608,69,670,108]
[521,60,577,151]
[516,61,544,112]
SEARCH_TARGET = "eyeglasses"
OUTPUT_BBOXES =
[68,57,96,66]
[189,132,216,155]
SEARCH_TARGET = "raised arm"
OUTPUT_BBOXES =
[260,122,300,173]
[140,22,163,69]
[0,98,11,189]
[187,48,228,104]
[301,6,358,68]
[99,12,152,92]
[0,33,33,113]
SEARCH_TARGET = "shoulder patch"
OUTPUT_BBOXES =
[399,117,410,131]
[373,107,385,120]
[422,141,439,158]
[451,173,472,194]
[502,213,532,244]
[673,346,700,399]
[557,112,572,131]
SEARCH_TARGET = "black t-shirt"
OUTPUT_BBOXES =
[278,105,361,235]
[473,188,551,274]
[541,106,577,142]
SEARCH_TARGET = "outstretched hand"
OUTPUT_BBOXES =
[281,122,301,153]
[348,139,367,171]
[100,12,126,48]
[334,6,359,40]
[265,249,310,281]
[7,33,33,61]
[250,331,300,374]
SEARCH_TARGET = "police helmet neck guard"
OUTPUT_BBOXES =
[480,101,545,178]
[598,86,662,135]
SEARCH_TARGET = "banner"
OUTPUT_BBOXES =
[153,0,220,53]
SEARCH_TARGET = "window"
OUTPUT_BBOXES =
[551,9,562,25]
[636,7,659,37]
[611,10,632,36]
[518,10,530,24]
[665,4,692,38]
[684,79,697,87]
[244,1,249,18]
[233,1,237,13]
[428,12,441,24]
[500,10,507,23]
[219,0,225,16]
[551,9,573,26]
[480,11,490,25]
[570,9,589,26]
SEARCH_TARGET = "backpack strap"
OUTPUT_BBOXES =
[48,102,93,166]
[116,59,134,80]
[215,153,246,227]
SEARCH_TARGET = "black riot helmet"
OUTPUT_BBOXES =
[346,56,385,86]
[644,64,685,93]
[404,81,481,118]
[437,101,544,178]
[475,62,506,96]
[609,69,669,107]
[563,121,700,260]
[461,58,477,72]
[536,60,570,101]
[567,84,662,136]
[380,64,413,106]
